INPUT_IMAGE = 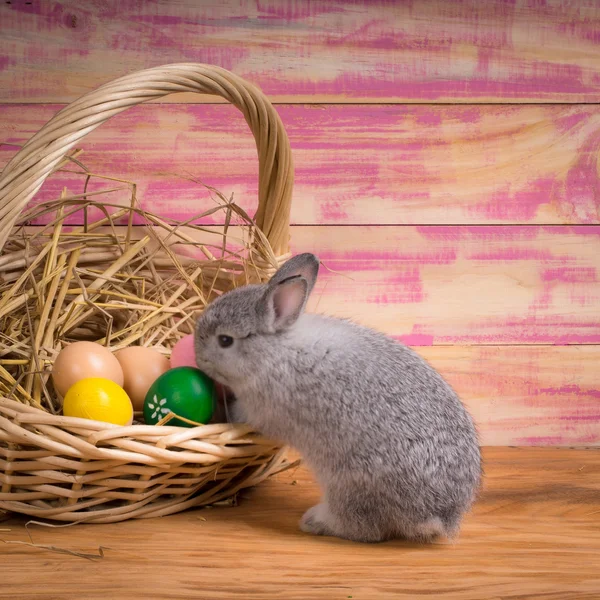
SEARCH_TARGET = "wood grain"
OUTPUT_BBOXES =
[1,448,598,599]
[2,0,600,103]
[419,346,600,446]
[295,225,600,345]
[2,104,599,225]
[9,222,599,345]
[1,0,599,450]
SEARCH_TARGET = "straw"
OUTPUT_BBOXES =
[0,175,271,412]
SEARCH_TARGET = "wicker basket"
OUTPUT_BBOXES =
[0,64,295,523]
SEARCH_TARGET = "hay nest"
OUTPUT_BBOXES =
[0,174,277,414]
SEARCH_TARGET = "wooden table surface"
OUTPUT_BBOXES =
[1,447,598,600]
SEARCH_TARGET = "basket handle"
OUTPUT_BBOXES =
[0,63,293,258]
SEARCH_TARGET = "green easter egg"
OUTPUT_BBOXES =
[143,367,215,427]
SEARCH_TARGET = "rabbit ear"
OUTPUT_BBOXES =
[269,253,319,296]
[259,276,309,332]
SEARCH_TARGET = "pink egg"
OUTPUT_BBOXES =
[170,334,197,369]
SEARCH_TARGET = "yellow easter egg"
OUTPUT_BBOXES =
[63,378,133,426]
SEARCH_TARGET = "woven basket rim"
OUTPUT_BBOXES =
[0,397,277,461]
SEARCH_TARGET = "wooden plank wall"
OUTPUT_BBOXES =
[1,0,599,446]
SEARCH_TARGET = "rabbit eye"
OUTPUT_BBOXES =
[217,335,234,348]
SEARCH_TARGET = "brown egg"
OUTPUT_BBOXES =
[52,341,124,398]
[115,346,170,411]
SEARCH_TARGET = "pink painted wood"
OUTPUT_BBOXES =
[7,222,598,346]
[1,0,599,446]
[1,0,600,103]
[295,225,600,345]
[2,104,599,225]
[420,346,600,446]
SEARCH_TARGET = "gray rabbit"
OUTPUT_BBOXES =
[194,253,481,543]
